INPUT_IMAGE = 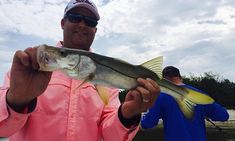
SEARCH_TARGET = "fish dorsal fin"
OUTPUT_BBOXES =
[141,56,163,79]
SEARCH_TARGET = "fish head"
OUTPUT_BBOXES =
[37,45,80,71]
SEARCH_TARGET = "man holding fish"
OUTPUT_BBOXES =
[0,0,160,140]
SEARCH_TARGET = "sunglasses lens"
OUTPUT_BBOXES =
[84,17,98,27]
[65,13,98,27]
[66,13,82,23]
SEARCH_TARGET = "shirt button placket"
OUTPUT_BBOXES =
[66,80,80,141]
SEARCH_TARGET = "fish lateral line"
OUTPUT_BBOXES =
[86,52,163,81]
[45,45,161,81]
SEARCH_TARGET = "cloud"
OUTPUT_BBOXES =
[96,1,235,52]
[198,20,226,25]
[96,0,235,82]
[0,0,65,40]
[0,50,13,85]
[0,0,235,85]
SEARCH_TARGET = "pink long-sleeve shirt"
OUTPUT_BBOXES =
[0,48,139,141]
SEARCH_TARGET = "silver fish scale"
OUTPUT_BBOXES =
[61,55,96,80]
[75,55,96,80]
[92,63,138,89]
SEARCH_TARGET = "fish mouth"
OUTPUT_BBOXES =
[37,51,57,71]
[38,51,48,69]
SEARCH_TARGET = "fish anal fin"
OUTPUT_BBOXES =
[95,85,109,105]
[140,56,163,79]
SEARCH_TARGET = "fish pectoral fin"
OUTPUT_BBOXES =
[78,73,95,87]
[79,79,88,87]
[176,98,196,119]
[185,88,214,104]
[95,85,109,105]
[72,80,86,92]
[140,56,163,79]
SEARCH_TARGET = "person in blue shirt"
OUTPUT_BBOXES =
[141,66,229,141]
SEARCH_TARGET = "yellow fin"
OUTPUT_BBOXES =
[78,79,88,87]
[176,88,214,119]
[73,77,91,92]
[77,73,95,88]
[176,98,196,119]
[141,56,163,79]
[185,88,214,104]
[73,80,86,92]
[95,85,109,105]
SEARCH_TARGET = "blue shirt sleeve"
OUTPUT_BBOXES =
[204,102,229,121]
[141,93,163,129]
[183,84,229,121]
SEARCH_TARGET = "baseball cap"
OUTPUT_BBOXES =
[162,66,181,78]
[64,0,100,20]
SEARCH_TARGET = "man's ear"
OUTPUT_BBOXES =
[61,19,65,29]
[94,27,97,33]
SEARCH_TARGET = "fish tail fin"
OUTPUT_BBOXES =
[95,85,109,105]
[177,88,214,118]
[141,56,163,79]
[185,88,214,104]
[177,98,196,119]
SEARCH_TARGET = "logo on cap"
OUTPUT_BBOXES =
[73,0,95,8]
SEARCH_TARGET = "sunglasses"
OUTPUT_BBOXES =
[64,12,98,27]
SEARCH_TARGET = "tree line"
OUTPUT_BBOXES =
[183,72,235,109]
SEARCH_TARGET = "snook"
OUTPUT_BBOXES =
[37,44,214,118]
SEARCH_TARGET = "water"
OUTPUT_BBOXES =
[228,110,235,120]
[134,110,235,141]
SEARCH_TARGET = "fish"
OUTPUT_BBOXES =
[36,44,214,118]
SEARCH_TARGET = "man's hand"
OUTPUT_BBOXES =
[6,47,52,112]
[121,78,160,119]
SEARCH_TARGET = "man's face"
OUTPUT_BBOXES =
[61,7,97,51]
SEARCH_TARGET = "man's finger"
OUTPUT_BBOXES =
[146,78,159,90]
[136,86,152,104]
[24,47,39,70]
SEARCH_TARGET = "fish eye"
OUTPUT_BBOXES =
[59,50,67,57]
[45,56,49,63]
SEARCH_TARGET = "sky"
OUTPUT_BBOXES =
[0,0,235,85]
